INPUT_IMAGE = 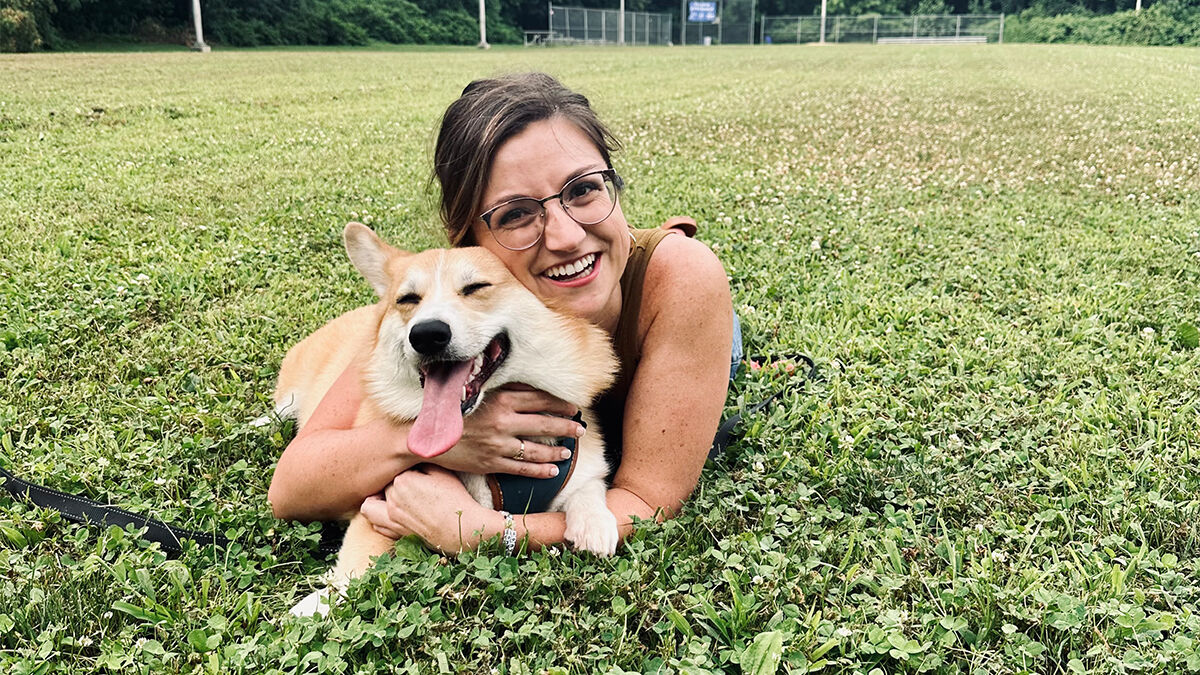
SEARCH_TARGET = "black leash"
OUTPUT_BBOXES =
[709,353,818,461]
[1,353,815,555]
[0,464,228,555]
[0,463,345,557]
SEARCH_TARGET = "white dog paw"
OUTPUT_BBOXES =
[564,509,619,557]
[290,588,335,618]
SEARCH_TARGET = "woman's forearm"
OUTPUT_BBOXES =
[430,486,663,554]
[269,418,418,522]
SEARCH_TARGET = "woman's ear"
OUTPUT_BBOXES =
[343,222,407,299]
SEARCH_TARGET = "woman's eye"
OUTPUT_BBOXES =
[567,180,601,201]
[497,206,534,228]
[396,293,420,305]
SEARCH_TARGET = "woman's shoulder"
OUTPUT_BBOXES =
[638,227,730,331]
[644,229,727,295]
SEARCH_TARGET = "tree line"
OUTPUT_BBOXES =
[1,0,1198,51]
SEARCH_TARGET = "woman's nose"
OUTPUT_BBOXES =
[541,200,587,251]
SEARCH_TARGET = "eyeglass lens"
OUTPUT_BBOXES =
[489,172,617,250]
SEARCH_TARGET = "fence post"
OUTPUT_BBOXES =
[956,15,960,36]
[760,14,765,44]
[999,13,1004,43]
[873,15,878,43]
[912,15,917,37]
[717,0,723,43]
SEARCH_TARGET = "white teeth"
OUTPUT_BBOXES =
[547,253,595,280]
[461,385,468,402]
[472,355,484,376]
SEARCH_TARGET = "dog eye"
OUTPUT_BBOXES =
[461,282,491,296]
[396,293,421,305]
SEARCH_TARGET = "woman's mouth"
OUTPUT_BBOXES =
[543,253,599,286]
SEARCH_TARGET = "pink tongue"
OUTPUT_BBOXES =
[408,360,474,458]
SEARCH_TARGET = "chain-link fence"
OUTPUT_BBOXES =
[760,14,1004,44]
[547,4,673,45]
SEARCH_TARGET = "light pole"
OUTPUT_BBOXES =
[619,0,626,45]
[478,0,490,48]
[819,0,827,44]
[191,0,210,52]
[681,0,686,45]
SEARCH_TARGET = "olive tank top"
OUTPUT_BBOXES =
[593,226,679,476]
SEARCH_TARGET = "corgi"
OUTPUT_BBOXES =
[278,223,619,617]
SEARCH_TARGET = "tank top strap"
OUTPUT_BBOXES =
[614,227,676,374]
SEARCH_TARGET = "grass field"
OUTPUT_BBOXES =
[2,44,1199,673]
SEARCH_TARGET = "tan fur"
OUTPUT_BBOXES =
[281,223,618,617]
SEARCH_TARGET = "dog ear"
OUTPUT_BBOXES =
[343,222,406,298]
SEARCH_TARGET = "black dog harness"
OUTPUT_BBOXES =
[485,413,583,514]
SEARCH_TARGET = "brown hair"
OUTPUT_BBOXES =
[433,72,621,246]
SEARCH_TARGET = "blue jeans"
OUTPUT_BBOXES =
[730,311,744,381]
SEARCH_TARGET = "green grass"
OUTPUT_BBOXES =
[1,44,1199,673]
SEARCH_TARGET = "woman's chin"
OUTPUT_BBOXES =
[535,281,611,323]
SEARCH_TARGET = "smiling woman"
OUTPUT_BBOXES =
[268,72,734,556]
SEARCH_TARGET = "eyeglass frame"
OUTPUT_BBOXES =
[478,168,624,251]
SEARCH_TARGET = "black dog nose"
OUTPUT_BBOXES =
[409,320,452,355]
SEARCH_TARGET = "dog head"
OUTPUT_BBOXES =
[344,222,616,459]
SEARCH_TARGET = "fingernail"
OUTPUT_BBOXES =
[550,466,560,477]
[575,425,586,437]
[561,448,572,460]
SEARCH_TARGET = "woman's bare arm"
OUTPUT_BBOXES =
[608,233,733,522]
[271,365,582,522]
[269,364,418,521]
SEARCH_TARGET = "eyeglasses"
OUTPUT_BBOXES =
[479,169,623,251]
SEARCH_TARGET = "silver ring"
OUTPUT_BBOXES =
[515,440,526,461]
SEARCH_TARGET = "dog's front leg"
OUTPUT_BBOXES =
[292,514,396,617]
[561,480,619,557]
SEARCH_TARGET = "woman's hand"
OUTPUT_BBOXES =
[429,385,586,479]
[360,465,495,553]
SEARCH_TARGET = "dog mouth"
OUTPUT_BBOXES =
[408,333,510,458]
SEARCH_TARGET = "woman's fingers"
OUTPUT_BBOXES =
[498,441,573,478]
[502,411,587,441]
[493,389,579,418]
[515,440,574,463]
[360,494,406,539]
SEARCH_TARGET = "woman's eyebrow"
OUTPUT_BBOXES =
[486,164,607,206]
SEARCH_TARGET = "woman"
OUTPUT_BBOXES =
[268,73,734,554]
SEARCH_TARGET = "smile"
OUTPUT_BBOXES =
[544,253,597,282]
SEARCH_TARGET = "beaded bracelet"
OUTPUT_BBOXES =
[499,510,516,555]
